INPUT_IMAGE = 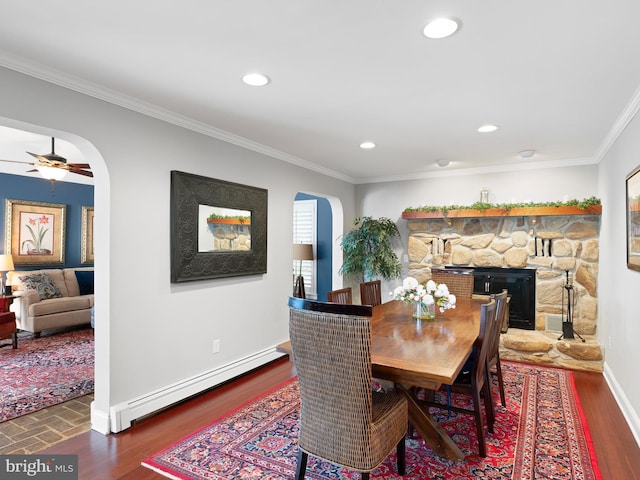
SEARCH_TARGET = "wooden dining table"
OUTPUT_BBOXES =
[369,298,483,460]
[278,297,484,461]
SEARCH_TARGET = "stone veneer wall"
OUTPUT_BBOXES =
[406,214,603,372]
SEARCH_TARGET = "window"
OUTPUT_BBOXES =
[293,199,317,298]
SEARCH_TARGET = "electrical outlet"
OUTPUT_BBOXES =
[212,339,221,354]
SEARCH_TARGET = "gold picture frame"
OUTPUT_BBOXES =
[81,206,95,265]
[627,166,640,272]
[5,199,66,266]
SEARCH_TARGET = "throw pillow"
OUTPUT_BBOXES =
[75,270,94,296]
[19,273,63,300]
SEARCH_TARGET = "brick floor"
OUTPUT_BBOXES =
[0,394,93,454]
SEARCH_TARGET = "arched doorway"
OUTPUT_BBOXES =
[293,191,343,302]
[0,118,110,434]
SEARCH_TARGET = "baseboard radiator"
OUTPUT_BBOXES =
[108,347,285,433]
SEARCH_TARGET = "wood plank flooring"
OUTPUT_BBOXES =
[39,358,640,479]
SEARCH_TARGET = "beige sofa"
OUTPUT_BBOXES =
[7,267,94,336]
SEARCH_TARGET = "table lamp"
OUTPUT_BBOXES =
[293,243,314,299]
[0,254,14,295]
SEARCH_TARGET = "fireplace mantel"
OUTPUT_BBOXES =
[402,205,602,219]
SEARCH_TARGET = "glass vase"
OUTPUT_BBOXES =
[412,301,435,320]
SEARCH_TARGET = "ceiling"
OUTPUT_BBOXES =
[1,1,640,184]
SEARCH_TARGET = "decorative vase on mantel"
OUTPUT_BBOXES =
[412,301,435,320]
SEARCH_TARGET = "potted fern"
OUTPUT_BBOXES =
[340,216,402,282]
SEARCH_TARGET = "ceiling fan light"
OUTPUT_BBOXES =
[36,165,67,181]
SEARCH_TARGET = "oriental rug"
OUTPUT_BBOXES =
[142,361,602,479]
[0,327,94,422]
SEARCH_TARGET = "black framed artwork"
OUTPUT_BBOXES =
[627,166,640,272]
[170,171,268,282]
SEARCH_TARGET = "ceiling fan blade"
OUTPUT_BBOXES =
[0,158,35,165]
[68,169,94,178]
[67,163,91,169]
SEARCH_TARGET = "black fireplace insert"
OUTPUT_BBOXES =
[445,266,536,330]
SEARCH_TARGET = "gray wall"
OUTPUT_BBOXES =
[0,66,356,433]
[598,112,640,445]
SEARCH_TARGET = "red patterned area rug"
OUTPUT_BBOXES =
[142,361,601,479]
[0,327,94,422]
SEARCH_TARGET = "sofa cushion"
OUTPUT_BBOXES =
[9,269,69,298]
[75,270,94,295]
[28,296,92,317]
[19,273,63,300]
[63,267,93,297]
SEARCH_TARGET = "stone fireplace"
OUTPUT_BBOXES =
[404,207,603,372]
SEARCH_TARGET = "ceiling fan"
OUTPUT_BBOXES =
[0,137,93,180]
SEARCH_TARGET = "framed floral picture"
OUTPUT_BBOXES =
[4,199,67,266]
[81,206,94,264]
[627,166,640,271]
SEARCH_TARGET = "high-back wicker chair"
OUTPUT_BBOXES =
[430,268,474,299]
[359,280,382,307]
[327,287,353,304]
[424,298,497,457]
[288,297,407,480]
[488,289,509,407]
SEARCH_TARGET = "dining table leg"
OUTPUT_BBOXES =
[396,384,465,461]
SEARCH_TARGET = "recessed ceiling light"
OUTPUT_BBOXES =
[477,124,499,133]
[360,141,376,149]
[519,149,536,158]
[242,73,270,87]
[423,17,461,39]
[436,159,450,167]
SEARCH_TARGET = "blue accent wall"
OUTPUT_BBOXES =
[0,173,94,271]
[295,193,333,301]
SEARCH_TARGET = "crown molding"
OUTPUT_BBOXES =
[354,156,597,185]
[0,51,355,184]
[593,83,640,163]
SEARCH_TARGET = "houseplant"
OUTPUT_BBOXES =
[339,216,402,282]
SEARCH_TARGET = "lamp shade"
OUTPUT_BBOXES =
[293,243,314,261]
[0,254,14,272]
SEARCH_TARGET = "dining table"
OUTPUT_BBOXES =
[278,297,484,461]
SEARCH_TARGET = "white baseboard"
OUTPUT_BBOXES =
[603,361,640,448]
[90,401,110,434]
[107,348,286,433]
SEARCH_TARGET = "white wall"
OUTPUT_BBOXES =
[0,66,356,432]
[598,112,640,445]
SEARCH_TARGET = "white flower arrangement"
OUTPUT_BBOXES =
[391,276,457,312]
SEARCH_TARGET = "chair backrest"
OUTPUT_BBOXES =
[430,268,474,299]
[359,280,382,307]
[288,296,375,466]
[327,287,353,304]
[488,289,508,362]
[472,298,497,388]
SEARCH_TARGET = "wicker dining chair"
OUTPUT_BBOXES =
[288,296,407,480]
[430,268,475,299]
[423,298,497,457]
[488,289,509,407]
[359,280,382,307]
[327,287,353,304]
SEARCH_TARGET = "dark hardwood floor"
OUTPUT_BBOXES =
[42,358,640,479]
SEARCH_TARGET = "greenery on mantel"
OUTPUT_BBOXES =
[403,196,601,214]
